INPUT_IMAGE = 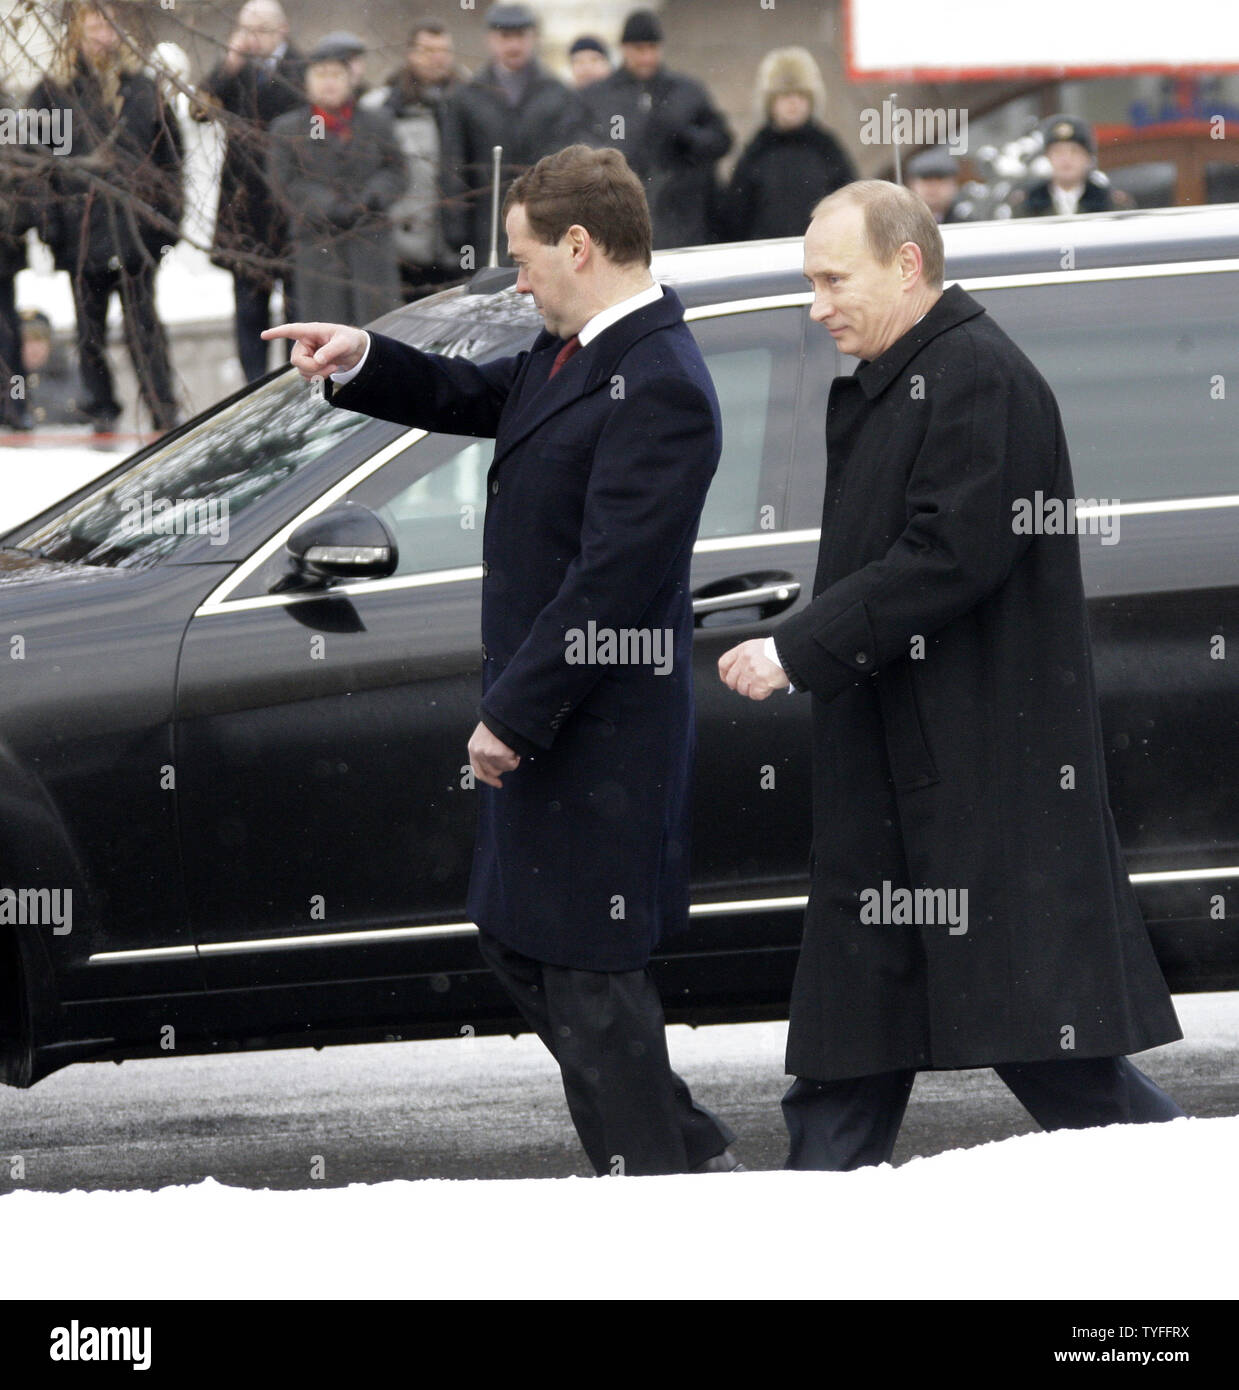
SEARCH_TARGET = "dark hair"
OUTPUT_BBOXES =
[408,18,447,44]
[503,144,652,267]
[812,179,945,290]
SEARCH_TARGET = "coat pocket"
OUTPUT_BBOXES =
[876,659,940,790]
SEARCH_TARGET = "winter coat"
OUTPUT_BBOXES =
[267,103,406,326]
[718,120,856,240]
[582,65,732,249]
[361,67,461,270]
[439,61,590,257]
[771,284,1182,1080]
[196,47,305,283]
[1014,173,1117,216]
[27,58,183,275]
[326,286,721,971]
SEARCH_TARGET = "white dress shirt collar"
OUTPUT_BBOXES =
[575,280,664,346]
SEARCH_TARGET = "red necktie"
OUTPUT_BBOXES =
[548,334,581,378]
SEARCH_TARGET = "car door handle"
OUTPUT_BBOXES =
[692,573,801,623]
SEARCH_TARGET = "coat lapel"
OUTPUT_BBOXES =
[853,284,986,401]
[493,285,685,466]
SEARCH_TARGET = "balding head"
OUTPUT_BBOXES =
[238,0,288,52]
[803,180,944,361]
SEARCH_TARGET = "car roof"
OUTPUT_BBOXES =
[381,203,1239,335]
[651,202,1239,309]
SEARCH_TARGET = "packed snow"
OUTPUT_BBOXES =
[1,1106,1234,1300]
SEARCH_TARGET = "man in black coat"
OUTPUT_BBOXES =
[194,0,305,380]
[439,4,589,264]
[581,9,732,249]
[263,145,738,1177]
[1012,115,1123,218]
[720,180,1184,1169]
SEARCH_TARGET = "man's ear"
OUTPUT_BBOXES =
[899,240,924,287]
[566,223,591,265]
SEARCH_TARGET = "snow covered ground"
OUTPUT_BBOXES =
[0,440,138,535]
[1,1115,1234,1300]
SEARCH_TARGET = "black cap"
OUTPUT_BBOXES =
[906,149,958,180]
[486,3,536,29]
[621,9,664,44]
[309,32,366,65]
[1041,114,1095,154]
[570,35,608,58]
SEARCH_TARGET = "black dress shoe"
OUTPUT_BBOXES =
[691,1148,746,1173]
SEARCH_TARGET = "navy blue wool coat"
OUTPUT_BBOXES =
[328,286,721,970]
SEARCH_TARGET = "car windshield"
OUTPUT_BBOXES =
[11,286,539,568]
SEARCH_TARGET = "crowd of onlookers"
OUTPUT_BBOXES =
[0,0,1126,435]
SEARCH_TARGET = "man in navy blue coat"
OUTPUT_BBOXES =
[264,145,738,1176]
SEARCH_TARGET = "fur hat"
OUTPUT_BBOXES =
[756,46,826,122]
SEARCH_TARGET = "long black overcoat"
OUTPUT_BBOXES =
[772,284,1182,1081]
[581,66,733,250]
[329,285,721,970]
[197,49,306,283]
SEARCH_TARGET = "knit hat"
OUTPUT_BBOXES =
[621,10,664,44]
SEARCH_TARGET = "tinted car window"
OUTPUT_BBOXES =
[15,288,541,571]
[973,271,1239,501]
[690,308,801,538]
[344,433,492,577]
[314,306,802,581]
[13,372,370,568]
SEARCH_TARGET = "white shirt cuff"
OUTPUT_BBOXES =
[764,635,795,693]
[329,332,371,385]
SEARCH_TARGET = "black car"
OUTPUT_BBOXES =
[2,204,1236,1088]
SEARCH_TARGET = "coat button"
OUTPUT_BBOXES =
[855,651,869,665]
[490,480,499,494]
[481,560,489,576]
[481,643,488,660]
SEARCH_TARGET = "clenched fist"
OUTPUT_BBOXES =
[718,638,790,700]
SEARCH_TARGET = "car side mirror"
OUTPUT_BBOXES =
[272,501,399,592]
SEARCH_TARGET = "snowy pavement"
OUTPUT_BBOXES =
[2,993,1235,1301]
[1,1114,1234,1300]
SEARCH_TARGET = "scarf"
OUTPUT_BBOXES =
[312,102,355,141]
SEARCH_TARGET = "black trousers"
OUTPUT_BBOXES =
[783,1055,1186,1170]
[234,270,297,383]
[69,263,177,429]
[477,931,734,1176]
